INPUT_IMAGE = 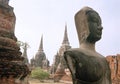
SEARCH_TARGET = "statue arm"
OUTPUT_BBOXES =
[64,51,76,83]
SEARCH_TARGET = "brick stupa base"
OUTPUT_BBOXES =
[0,1,30,84]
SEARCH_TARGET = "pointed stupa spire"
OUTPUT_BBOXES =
[62,23,69,45]
[39,35,43,51]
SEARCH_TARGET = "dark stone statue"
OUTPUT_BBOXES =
[64,7,111,84]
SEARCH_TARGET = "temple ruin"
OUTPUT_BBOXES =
[50,24,72,82]
[30,36,49,69]
[106,54,120,84]
[0,0,29,84]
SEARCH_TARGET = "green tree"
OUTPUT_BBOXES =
[17,41,30,49]
[31,67,49,81]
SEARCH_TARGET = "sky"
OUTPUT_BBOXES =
[9,0,120,65]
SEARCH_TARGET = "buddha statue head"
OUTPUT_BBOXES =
[75,7,103,45]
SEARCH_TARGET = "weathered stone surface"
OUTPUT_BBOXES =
[50,52,60,74]
[31,36,49,69]
[64,7,111,84]
[54,63,66,82]
[106,54,120,84]
[50,25,71,82]
[0,1,29,84]
[0,0,9,5]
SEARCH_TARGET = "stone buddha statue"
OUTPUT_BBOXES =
[64,7,111,84]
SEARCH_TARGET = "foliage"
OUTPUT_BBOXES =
[31,67,49,81]
[17,41,30,49]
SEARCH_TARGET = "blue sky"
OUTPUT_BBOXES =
[9,0,120,64]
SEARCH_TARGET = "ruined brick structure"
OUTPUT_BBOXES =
[106,54,120,84]
[50,25,71,82]
[30,36,49,69]
[0,0,29,84]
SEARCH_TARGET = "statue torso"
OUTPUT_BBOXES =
[64,49,111,84]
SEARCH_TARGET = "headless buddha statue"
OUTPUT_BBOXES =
[64,7,111,84]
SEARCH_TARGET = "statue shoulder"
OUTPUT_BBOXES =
[64,48,87,59]
[65,48,83,54]
[64,48,106,61]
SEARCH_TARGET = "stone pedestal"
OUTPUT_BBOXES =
[0,1,29,84]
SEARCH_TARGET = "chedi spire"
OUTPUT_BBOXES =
[62,24,69,45]
[39,35,43,51]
